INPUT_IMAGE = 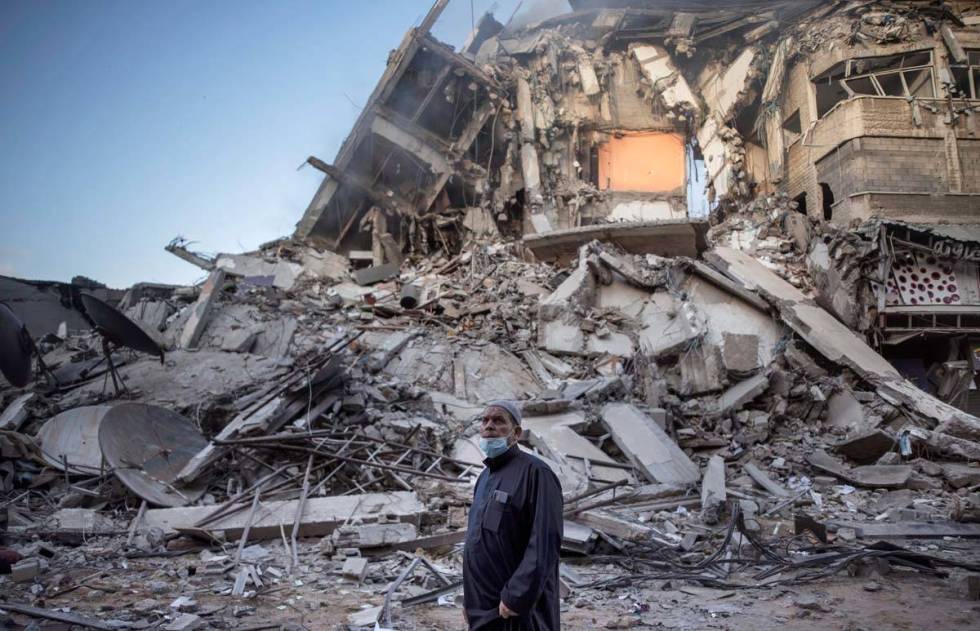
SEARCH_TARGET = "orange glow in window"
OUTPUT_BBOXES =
[597,132,685,192]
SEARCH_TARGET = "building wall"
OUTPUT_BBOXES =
[772,24,980,225]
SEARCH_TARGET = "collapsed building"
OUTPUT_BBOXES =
[4,1,980,629]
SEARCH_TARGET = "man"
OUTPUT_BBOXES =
[463,401,563,630]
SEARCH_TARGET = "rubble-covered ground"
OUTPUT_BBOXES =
[4,199,980,630]
[5,0,980,628]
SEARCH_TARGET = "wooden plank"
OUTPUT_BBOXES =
[600,403,700,486]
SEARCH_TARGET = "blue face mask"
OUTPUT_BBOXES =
[479,436,510,459]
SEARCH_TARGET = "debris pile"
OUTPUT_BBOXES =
[4,0,980,628]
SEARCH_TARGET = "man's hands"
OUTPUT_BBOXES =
[499,601,517,619]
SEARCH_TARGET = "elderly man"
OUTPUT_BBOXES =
[463,401,563,630]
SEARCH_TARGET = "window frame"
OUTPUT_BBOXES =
[812,49,937,117]
[950,50,980,99]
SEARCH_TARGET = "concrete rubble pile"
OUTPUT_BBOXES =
[4,0,980,628]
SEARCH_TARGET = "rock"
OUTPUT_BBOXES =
[793,592,828,612]
[341,556,369,582]
[165,613,202,631]
[133,599,162,614]
[942,463,980,488]
[149,580,171,594]
[11,558,47,582]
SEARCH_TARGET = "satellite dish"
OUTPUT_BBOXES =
[98,403,208,507]
[80,293,164,360]
[0,303,32,387]
[79,293,164,395]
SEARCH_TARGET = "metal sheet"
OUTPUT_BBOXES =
[98,403,208,507]
[35,405,113,473]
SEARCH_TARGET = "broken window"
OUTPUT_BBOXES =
[950,50,980,99]
[812,51,936,118]
[820,182,835,221]
[782,109,801,147]
[596,132,685,193]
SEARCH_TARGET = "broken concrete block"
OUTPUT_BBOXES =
[341,556,369,582]
[353,262,399,286]
[165,613,202,631]
[679,343,725,395]
[807,450,912,489]
[332,522,417,548]
[826,390,867,434]
[576,509,658,543]
[716,373,769,415]
[179,269,225,350]
[348,605,382,627]
[943,463,980,489]
[783,340,828,379]
[721,332,760,375]
[601,403,700,485]
[219,327,259,353]
[539,319,585,355]
[743,462,790,497]
[0,392,34,431]
[834,429,894,465]
[538,262,596,321]
[701,455,727,525]
[632,44,700,113]
[586,331,634,358]
[638,293,704,358]
[299,247,350,283]
[215,254,303,290]
[522,411,631,485]
[11,557,47,582]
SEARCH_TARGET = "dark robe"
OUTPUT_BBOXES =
[463,444,564,631]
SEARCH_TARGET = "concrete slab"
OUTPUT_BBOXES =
[540,319,585,355]
[716,373,769,415]
[179,269,225,350]
[638,292,705,358]
[721,332,761,375]
[679,343,725,395]
[143,492,424,540]
[522,411,633,484]
[524,220,708,265]
[215,254,303,290]
[586,331,634,358]
[600,403,700,485]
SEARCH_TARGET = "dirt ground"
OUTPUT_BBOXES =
[407,574,980,631]
[4,537,979,630]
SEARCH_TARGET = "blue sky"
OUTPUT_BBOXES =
[0,0,542,288]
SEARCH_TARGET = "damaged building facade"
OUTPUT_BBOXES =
[295,0,980,414]
[6,1,980,629]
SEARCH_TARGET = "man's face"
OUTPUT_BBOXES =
[480,406,521,444]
